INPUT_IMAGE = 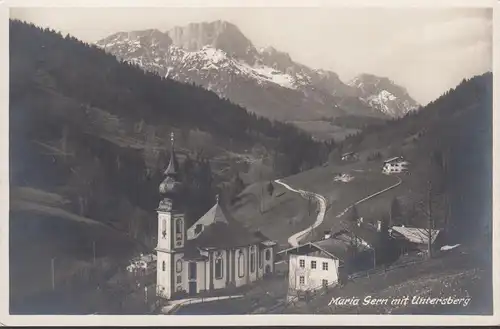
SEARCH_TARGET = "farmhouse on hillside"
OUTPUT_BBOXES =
[389,225,444,253]
[279,221,387,298]
[341,152,358,161]
[382,156,409,174]
[155,133,277,300]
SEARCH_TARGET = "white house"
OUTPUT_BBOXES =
[382,156,409,174]
[155,133,277,300]
[279,230,374,299]
[341,152,358,162]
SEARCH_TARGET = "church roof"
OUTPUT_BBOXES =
[191,222,266,249]
[193,200,229,226]
[186,198,271,249]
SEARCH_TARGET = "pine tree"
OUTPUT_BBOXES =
[389,197,402,226]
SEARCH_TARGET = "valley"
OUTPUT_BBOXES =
[7,17,492,318]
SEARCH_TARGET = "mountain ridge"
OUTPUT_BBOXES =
[96,20,420,129]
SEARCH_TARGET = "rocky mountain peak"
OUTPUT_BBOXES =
[96,20,420,122]
[348,73,419,117]
[259,46,294,71]
[167,20,258,63]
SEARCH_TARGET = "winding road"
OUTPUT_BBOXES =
[275,175,402,248]
[275,179,327,247]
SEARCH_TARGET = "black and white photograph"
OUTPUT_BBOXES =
[2,0,496,325]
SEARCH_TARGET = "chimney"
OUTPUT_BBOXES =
[377,220,382,232]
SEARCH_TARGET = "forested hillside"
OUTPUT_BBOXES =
[9,20,335,302]
[342,73,492,243]
[10,19,334,233]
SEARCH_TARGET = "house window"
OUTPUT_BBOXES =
[175,219,183,240]
[299,276,305,285]
[177,275,182,284]
[299,259,305,268]
[265,249,271,261]
[311,261,316,269]
[176,259,182,273]
[215,253,223,279]
[322,262,328,271]
[250,246,256,273]
[238,250,245,278]
[162,261,166,272]
[322,279,328,288]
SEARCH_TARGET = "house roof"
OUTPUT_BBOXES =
[279,232,371,261]
[390,226,440,244]
[350,224,381,249]
[384,156,403,163]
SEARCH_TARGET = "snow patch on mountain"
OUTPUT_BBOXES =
[96,22,419,120]
[235,61,296,89]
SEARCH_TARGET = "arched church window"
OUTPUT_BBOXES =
[237,250,245,278]
[250,246,256,273]
[176,259,183,273]
[258,247,263,268]
[215,251,223,279]
[162,219,166,239]
[162,261,166,272]
[175,218,183,240]
[265,249,271,261]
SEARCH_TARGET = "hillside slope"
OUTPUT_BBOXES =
[342,73,492,242]
[8,20,333,304]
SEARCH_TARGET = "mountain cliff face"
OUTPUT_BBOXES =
[96,20,419,124]
[348,74,420,117]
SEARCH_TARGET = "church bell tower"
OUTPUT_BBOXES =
[156,132,186,299]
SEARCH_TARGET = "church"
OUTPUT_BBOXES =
[155,134,277,300]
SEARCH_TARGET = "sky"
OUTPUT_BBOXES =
[10,6,492,105]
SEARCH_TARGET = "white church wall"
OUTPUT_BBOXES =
[196,260,208,293]
[213,249,228,290]
[263,247,274,275]
[248,245,258,283]
[156,252,173,299]
[173,253,186,294]
[234,247,248,288]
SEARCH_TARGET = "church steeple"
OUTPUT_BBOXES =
[159,132,183,208]
[164,132,179,177]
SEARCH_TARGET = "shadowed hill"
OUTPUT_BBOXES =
[342,73,492,243]
[8,19,334,306]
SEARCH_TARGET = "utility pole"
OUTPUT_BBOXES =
[93,241,96,265]
[427,183,433,259]
[372,248,376,269]
[51,257,56,291]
